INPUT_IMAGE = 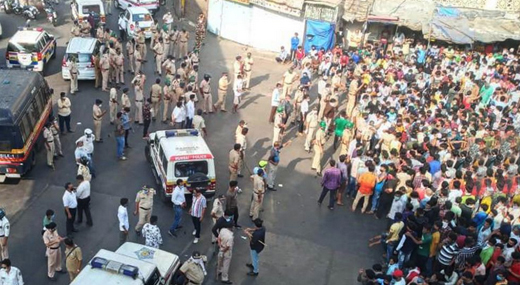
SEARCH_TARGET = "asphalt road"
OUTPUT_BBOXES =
[0,2,386,284]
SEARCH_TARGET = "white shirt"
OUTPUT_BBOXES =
[76,181,91,199]
[233,79,243,96]
[74,146,89,162]
[77,135,95,154]
[171,186,186,205]
[448,189,463,203]
[186,101,195,119]
[117,205,129,231]
[271,88,280,107]
[172,107,184,123]
[0,217,10,237]
[63,191,78,209]
[0,267,24,285]
[300,100,309,115]
[118,17,125,30]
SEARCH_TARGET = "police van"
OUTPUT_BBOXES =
[71,242,180,285]
[145,129,216,202]
[6,27,56,72]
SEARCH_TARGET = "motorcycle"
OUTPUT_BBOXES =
[3,0,14,13]
[42,0,57,26]
[12,3,38,19]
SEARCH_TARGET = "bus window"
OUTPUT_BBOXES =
[35,92,44,114]
[20,115,33,142]
[28,100,40,126]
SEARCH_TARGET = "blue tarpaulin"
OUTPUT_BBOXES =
[304,19,335,53]
[436,7,460,17]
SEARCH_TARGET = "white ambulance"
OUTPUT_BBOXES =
[145,129,216,202]
[71,242,181,285]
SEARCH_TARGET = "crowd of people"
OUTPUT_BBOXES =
[271,32,520,284]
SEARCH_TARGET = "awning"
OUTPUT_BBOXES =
[367,15,399,24]
[424,7,520,44]
[370,0,435,31]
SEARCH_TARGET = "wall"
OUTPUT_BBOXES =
[173,0,209,21]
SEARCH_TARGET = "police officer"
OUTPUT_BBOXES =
[100,50,111,92]
[161,25,170,57]
[228,144,241,181]
[178,29,189,58]
[93,99,106,142]
[243,52,254,90]
[304,106,318,152]
[68,57,79,94]
[169,26,179,57]
[0,208,10,260]
[109,88,118,124]
[93,52,102,89]
[213,72,229,112]
[199,74,213,114]
[80,20,91,37]
[121,87,131,110]
[132,74,144,124]
[49,115,63,158]
[217,224,234,284]
[249,169,265,220]
[137,29,147,60]
[134,186,155,236]
[233,55,243,81]
[162,55,175,82]
[150,78,162,121]
[312,121,326,176]
[71,20,81,37]
[42,222,64,281]
[177,251,206,285]
[126,39,136,75]
[153,38,164,76]
[43,122,55,169]
[162,79,174,123]
[135,44,143,75]
[114,48,124,86]
[0,259,24,285]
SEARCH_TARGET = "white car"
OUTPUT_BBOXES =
[115,0,159,14]
[119,7,155,39]
[62,37,103,80]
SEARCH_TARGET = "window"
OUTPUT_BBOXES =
[20,115,33,142]
[67,53,92,63]
[7,42,38,53]
[174,161,208,177]
[144,269,161,285]
[34,90,44,114]
[125,11,130,20]
[132,13,152,22]
[81,4,101,14]
[0,127,13,151]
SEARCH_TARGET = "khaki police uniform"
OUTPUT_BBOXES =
[43,229,63,278]
[135,188,155,232]
[244,56,254,89]
[346,80,358,119]
[71,24,81,37]
[235,133,247,176]
[93,54,102,89]
[43,126,55,167]
[282,70,296,97]
[133,76,144,124]
[108,47,117,83]
[115,53,124,84]
[65,245,82,281]
[273,111,283,145]
[126,41,135,73]
[312,128,326,173]
[150,83,162,120]
[340,129,352,156]
[304,110,318,151]
[96,26,104,42]
[169,30,179,57]
[109,88,118,123]
[137,31,147,59]
[199,80,212,113]
[250,174,265,219]
[214,75,228,111]
[69,61,79,94]
[233,60,242,81]
[0,216,10,260]
[162,30,171,57]
[178,31,189,58]
[80,21,91,37]
[100,54,111,91]
[153,41,164,75]
[135,49,143,75]
[162,84,173,122]
[179,259,204,285]
[50,119,63,156]
[217,228,234,282]
[93,104,103,140]
[228,149,240,181]
[121,92,131,109]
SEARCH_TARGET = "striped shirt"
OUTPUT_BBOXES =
[437,241,459,266]
[191,195,207,218]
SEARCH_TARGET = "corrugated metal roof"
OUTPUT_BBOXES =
[343,0,373,22]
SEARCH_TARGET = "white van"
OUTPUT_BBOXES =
[146,129,216,202]
[115,0,159,14]
[120,7,155,39]
[71,242,180,285]
[62,37,102,80]
[72,0,106,25]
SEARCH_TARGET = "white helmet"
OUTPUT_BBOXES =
[84,128,93,135]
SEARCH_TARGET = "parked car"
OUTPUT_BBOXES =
[119,6,155,39]
[62,37,103,80]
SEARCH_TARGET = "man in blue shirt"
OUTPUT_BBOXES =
[290,33,299,62]
[121,107,132,148]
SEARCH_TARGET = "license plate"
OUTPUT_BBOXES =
[18,54,32,65]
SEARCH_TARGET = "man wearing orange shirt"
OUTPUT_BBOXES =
[352,164,376,213]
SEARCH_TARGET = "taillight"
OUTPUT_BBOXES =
[87,56,94,68]
[5,53,9,61]
[6,168,17,173]
[62,57,67,67]
[36,52,42,61]
[165,184,174,194]
[101,16,105,22]
[130,24,134,31]
[209,179,216,190]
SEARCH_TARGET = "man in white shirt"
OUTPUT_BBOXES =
[63,183,78,237]
[233,74,244,113]
[118,198,129,245]
[171,101,185,129]
[75,175,92,226]
[186,94,196,128]
[0,259,24,285]
[168,179,186,237]
[269,83,282,123]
